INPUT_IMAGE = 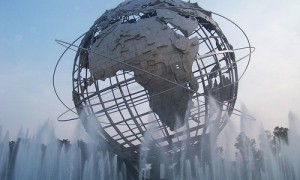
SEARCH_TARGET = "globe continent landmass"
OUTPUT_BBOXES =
[87,0,203,130]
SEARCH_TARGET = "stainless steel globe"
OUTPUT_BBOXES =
[68,0,251,162]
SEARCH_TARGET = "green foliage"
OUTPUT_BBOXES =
[273,126,289,144]
[234,132,262,162]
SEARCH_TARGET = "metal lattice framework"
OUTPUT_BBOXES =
[54,0,254,162]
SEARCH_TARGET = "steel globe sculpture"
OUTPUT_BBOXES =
[55,0,253,163]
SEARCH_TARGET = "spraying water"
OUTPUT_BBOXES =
[0,111,299,180]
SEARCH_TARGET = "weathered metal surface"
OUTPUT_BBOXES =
[72,0,240,162]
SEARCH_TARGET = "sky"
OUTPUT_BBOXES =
[0,0,299,140]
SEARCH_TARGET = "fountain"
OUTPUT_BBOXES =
[0,112,299,180]
[2,0,298,180]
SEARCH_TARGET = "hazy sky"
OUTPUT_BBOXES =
[0,0,299,139]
